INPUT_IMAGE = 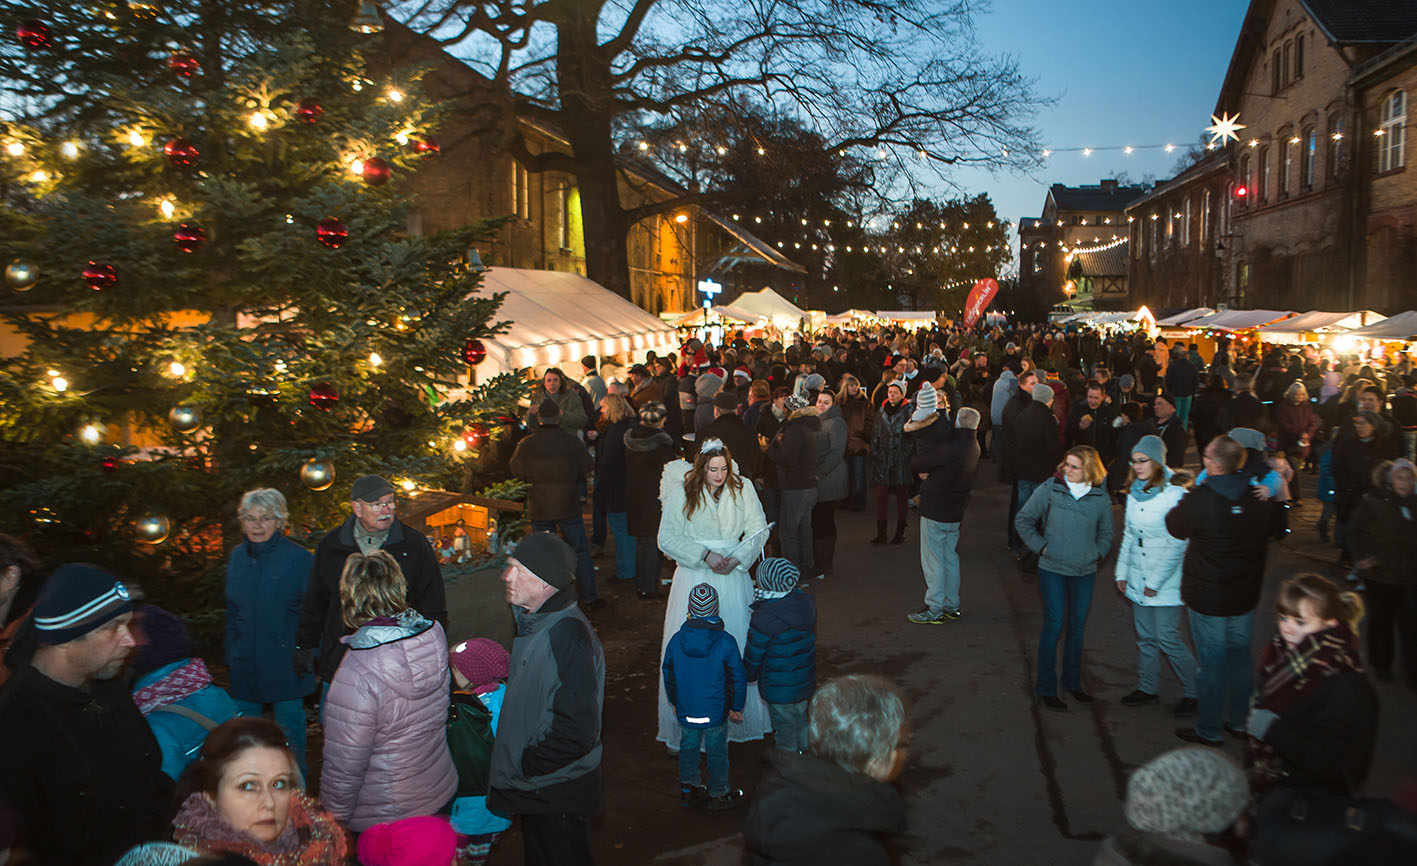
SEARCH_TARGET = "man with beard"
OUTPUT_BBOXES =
[0,565,171,865]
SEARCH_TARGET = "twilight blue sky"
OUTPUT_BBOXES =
[953,0,1250,266]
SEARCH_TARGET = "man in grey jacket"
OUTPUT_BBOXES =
[488,533,605,865]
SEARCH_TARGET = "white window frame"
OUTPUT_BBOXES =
[1201,189,1210,243]
[1303,127,1317,188]
[1379,91,1406,173]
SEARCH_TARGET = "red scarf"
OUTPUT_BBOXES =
[133,658,213,714]
[1245,622,1363,793]
[172,791,349,866]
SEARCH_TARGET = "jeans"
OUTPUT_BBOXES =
[1174,395,1193,428]
[1006,475,1022,550]
[607,511,634,582]
[1131,605,1197,697]
[590,484,606,547]
[633,533,661,595]
[531,518,598,603]
[778,488,817,576]
[232,697,309,782]
[678,723,730,796]
[1035,568,1095,696]
[759,484,782,557]
[845,454,868,510]
[920,517,962,613]
[520,812,594,866]
[768,701,810,753]
[1016,479,1044,513]
[1188,609,1254,741]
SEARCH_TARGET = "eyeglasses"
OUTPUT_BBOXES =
[363,499,397,513]
[240,514,278,524]
[1129,457,1151,465]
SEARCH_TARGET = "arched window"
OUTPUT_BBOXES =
[1280,135,1292,196]
[1259,147,1271,201]
[1328,116,1344,178]
[1201,188,1211,241]
[1272,50,1282,93]
[1379,90,1406,173]
[1302,127,1317,188]
[1239,153,1252,202]
[1283,42,1292,86]
[1295,35,1304,78]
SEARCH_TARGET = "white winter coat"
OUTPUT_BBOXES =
[1114,481,1189,607]
[657,458,768,571]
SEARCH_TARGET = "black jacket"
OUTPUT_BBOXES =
[1144,414,1189,468]
[912,420,980,524]
[766,409,821,490]
[744,750,906,866]
[1261,669,1378,796]
[999,391,1032,483]
[1012,401,1064,483]
[510,423,595,521]
[623,425,676,538]
[1353,487,1417,587]
[1164,357,1199,397]
[593,416,635,513]
[697,413,762,478]
[1067,400,1117,459]
[1166,473,1271,616]
[1217,393,1267,432]
[0,666,173,865]
[298,515,447,682]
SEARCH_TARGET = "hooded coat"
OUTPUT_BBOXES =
[815,402,848,502]
[661,618,746,728]
[320,610,458,832]
[1353,481,1417,586]
[766,407,822,490]
[743,590,817,705]
[1115,473,1190,607]
[1015,477,1114,577]
[1165,474,1271,616]
[868,399,913,486]
[509,422,595,521]
[623,424,677,538]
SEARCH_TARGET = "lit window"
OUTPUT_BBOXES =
[1379,91,1406,173]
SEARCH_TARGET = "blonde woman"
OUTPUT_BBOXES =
[595,393,639,583]
[320,551,456,831]
[1114,436,1197,716]
[1016,446,1114,711]
[656,440,770,747]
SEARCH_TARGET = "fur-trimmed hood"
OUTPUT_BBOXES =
[787,406,819,422]
[624,425,674,452]
[904,411,940,433]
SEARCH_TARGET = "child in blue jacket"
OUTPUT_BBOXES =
[662,583,747,811]
[743,558,818,753]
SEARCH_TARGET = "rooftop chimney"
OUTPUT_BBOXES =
[1100,179,1118,193]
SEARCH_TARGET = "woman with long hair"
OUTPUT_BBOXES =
[1114,436,1198,715]
[172,717,349,865]
[320,551,456,831]
[1273,381,1318,506]
[1016,446,1115,711]
[838,375,875,512]
[656,439,770,748]
[594,393,639,583]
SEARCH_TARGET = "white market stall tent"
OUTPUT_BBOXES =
[468,267,678,376]
[1183,309,1296,331]
[671,305,758,328]
[1257,310,1385,342]
[726,287,813,329]
[1344,310,1417,339]
[875,310,939,327]
[1155,307,1215,327]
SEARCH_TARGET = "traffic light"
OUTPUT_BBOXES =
[1234,185,1248,198]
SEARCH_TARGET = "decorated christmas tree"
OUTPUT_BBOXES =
[0,1,525,614]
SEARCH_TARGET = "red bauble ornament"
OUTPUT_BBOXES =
[308,381,339,411]
[102,456,120,472]
[82,261,118,291]
[164,138,199,168]
[168,52,200,77]
[461,339,487,366]
[316,217,348,249]
[414,136,441,158]
[17,19,51,50]
[295,99,324,124]
[361,157,391,186]
[173,222,207,253]
[465,422,490,446]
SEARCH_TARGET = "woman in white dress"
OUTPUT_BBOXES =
[657,438,771,747]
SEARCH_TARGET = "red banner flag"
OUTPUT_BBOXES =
[963,278,999,329]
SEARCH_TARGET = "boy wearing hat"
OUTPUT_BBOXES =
[0,564,172,865]
[743,559,817,752]
[662,583,747,811]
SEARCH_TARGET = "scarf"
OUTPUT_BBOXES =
[133,658,213,714]
[172,791,349,866]
[1246,623,1363,794]
[1066,480,1091,500]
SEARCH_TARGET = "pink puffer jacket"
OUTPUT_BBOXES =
[319,610,457,831]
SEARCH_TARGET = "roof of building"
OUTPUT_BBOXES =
[1301,0,1417,44]
[1126,153,1231,211]
[699,211,809,274]
[1048,183,1150,212]
[1072,240,1129,278]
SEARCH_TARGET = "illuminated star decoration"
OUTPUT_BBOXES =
[1205,112,1246,146]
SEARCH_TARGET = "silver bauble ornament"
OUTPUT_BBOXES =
[5,258,37,291]
[300,458,335,491]
[135,513,171,544]
[167,405,202,433]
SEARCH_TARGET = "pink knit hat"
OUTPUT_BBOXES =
[357,816,456,866]
[449,638,510,694]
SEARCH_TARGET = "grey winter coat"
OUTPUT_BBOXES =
[1016,477,1115,577]
[815,403,848,502]
[869,400,913,487]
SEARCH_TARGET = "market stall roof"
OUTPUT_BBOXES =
[1344,310,1417,339]
[1182,309,1296,331]
[875,310,938,323]
[1063,309,1154,327]
[470,267,678,374]
[726,287,811,326]
[699,212,809,275]
[824,308,876,324]
[1257,310,1385,336]
[671,305,759,328]
[1155,307,1215,326]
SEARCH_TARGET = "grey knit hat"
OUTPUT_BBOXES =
[1031,383,1055,404]
[802,372,826,393]
[1124,748,1247,840]
[1132,434,1166,467]
[1227,427,1266,452]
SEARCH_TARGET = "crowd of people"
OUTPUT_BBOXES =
[1,319,1416,866]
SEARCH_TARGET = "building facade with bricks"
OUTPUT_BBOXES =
[1018,180,1149,317]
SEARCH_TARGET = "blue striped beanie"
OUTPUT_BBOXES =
[687,583,719,619]
[33,563,134,645]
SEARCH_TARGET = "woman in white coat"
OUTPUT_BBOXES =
[1114,435,1199,717]
[657,438,770,748]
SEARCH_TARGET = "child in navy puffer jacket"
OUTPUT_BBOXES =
[743,558,818,753]
[662,583,747,811]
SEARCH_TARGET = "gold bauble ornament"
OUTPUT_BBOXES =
[135,513,171,544]
[300,458,335,491]
[5,258,37,292]
[167,405,202,434]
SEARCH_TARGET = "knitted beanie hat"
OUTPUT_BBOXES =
[1124,747,1246,841]
[755,558,799,601]
[449,638,510,694]
[356,816,457,866]
[510,532,577,591]
[1131,434,1167,468]
[32,563,134,646]
[1227,426,1266,452]
[537,397,561,421]
[785,393,810,413]
[687,583,719,619]
[911,382,938,422]
[131,605,195,678]
[1155,391,1176,408]
[1031,383,1055,403]
[803,373,826,393]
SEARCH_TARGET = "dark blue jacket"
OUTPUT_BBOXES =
[743,591,817,705]
[662,618,746,728]
[226,535,316,702]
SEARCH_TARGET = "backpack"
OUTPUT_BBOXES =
[446,692,495,797]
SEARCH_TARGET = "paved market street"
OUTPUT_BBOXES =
[476,459,1417,865]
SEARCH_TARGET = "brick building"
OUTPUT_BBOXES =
[1017,180,1148,317]
[1129,0,1417,312]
